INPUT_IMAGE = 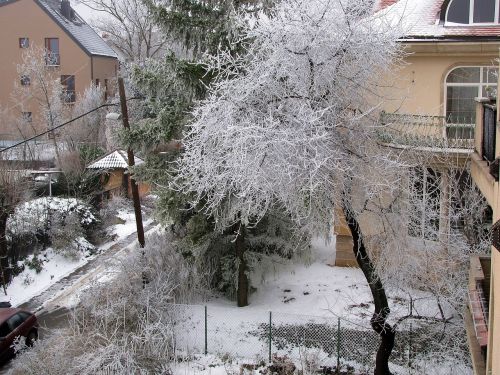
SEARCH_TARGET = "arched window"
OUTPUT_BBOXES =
[445,66,498,125]
[446,0,499,24]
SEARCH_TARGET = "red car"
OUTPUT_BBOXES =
[0,308,38,362]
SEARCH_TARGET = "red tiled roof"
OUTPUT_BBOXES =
[377,0,500,40]
[376,0,399,11]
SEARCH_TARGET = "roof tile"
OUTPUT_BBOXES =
[377,0,500,40]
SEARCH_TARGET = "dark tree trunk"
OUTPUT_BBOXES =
[342,205,395,375]
[0,212,9,295]
[235,223,248,307]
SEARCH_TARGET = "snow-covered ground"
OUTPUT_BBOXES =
[167,237,466,375]
[206,236,437,322]
[1,206,150,307]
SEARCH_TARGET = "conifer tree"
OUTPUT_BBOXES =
[122,0,303,307]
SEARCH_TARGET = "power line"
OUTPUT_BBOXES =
[0,96,142,154]
[0,102,117,154]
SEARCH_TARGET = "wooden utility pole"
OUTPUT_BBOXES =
[118,77,145,248]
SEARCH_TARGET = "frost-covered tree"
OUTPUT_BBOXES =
[57,84,107,198]
[122,0,291,307]
[13,46,72,167]
[14,47,107,197]
[175,0,405,373]
[76,0,168,63]
[10,231,210,374]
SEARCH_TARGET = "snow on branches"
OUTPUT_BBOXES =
[175,0,404,234]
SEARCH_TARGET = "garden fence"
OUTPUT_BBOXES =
[164,303,425,374]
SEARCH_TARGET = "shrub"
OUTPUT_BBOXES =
[11,230,209,374]
[7,197,99,259]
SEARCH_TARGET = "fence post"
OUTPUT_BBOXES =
[408,321,412,372]
[337,317,341,374]
[204,305,208,355]
[268,311,273,362]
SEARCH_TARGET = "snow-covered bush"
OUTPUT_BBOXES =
[8,197,98,236]
[7,197,99,258]
[11,230,209,374]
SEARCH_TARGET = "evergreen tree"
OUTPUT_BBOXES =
[122,0,309,306]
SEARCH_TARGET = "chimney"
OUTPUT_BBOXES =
[61,0,72,20]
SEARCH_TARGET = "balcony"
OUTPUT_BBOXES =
[378,112,475,151]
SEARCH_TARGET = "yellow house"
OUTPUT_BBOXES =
[336,0,500,267]
[469,76,499,374]
[334,2,500,373]
[0,0,118,140]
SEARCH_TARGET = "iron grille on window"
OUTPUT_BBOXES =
[44,38,60,66]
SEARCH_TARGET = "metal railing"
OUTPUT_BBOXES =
[468,287,489,347]
[45,52,60,66]
[379,112,475,150]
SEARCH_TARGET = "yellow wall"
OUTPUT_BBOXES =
[486,61,500,374]
[381,43,500,116]
[466,49,500,375]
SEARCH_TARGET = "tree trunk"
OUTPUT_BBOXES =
[0,212,10,295]
[235,223,248,307]
[342,205,395,375]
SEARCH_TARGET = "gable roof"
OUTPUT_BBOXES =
[87,150,144,170]
[39,0,117,57]
[0,0,117,58]
[376,0,500,40]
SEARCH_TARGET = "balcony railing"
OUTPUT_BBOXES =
[45,52,60,66]
[468,256,490,349]
[379,112,475,150]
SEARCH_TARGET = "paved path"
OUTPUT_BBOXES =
[19,220,156,312]
[0,221,158,373]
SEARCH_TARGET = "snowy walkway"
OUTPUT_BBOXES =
[15,220,155,312]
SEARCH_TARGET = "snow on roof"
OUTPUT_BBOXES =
[87,150,144,170]
[377,0,500,40]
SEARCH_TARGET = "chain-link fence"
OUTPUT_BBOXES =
[164,303,450,374]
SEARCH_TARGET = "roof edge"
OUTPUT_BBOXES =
[33,0,117,59]
[0,0,21,7]
[399,35,500,42]
[34,0,91,57]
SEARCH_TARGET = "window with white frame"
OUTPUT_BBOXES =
[446,0,500,24]
[445,66,497,126]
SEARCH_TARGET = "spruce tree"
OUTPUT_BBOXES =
[122,0,309,306]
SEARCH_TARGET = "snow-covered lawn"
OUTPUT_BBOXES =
[206,236,438,323]
[1,206,150,308]
[167,237,466,375]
